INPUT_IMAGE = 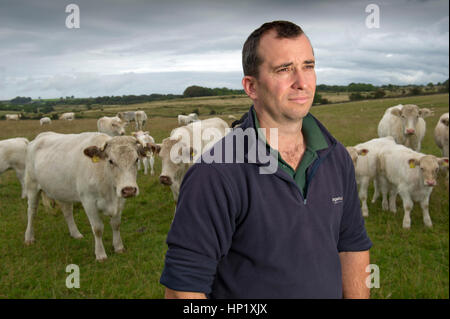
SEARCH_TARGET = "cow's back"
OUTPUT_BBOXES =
[27,132,110,202]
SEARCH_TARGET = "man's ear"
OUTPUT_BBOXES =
[242,76,258,100]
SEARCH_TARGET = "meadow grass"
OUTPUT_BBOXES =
[0,94,448,298]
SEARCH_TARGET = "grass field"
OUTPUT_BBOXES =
[0,94,448,298]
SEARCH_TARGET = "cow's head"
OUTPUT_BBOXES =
[346,146,369,167]
[83,136,147,198]
[408,155,449,187]
[391,104,430,136]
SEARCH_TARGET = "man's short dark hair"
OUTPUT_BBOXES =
[242,21,304,78]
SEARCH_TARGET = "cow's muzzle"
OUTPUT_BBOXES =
[121,186,137,198]
[159,175,172,186]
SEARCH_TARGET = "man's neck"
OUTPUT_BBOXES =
[255,108,306,170]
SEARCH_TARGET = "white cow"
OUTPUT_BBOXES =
[376,143,448,228]
[135,111,148,130]
[346,136,397,217]
[0,137,29,198]
[178,114,199,125]
[24,132,148,261]
[117,111,136,124]
[97,116,127,136]
[59,112,75,121]
[40,117,52,125]
[434,112,449,157]
[5,114,21,120]
[377,104,433,151]
[154,117,229,203]
[133,131,156,175]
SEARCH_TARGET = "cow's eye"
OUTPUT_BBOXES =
[109,159,114,165]
[135,158,139,163]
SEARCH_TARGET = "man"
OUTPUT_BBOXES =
[160,21,372,299]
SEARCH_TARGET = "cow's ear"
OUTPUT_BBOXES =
[150,143,161,155]
[408,158,420,168]
[137,145,147,157]
[358,148,369,156]
[438,157,449,168]
[84,146,106,162]
[442,118,449,126]
[419,108,434,118]
[390,109,402,117]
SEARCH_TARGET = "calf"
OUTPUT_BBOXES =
[376,143,448,228]
[0,137,29,198]
[24,132,147,261]
[346,137,397,217]
[377,104,433,151]
[97,116,127,136]
[133,130,156,175]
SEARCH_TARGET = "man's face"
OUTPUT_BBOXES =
[249,31,316,123]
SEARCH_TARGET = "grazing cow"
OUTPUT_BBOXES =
[24,132,148,261]
[376,143,448,228]
[59,112,75,121]
[178,114,198,125]
[5,114,21,120]
[133,130,156,175]
[377,104,433,151]
[434,112,449,157]
[117,111,136,124]
[346,136,397,217]
[135,111,148,130]
[97,116,127,136]
[40,117,52,126]
[0,137,29,198]
[154,118,229,203]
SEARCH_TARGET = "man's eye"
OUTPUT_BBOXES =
[305,64,315,69]
[278,67,289,72]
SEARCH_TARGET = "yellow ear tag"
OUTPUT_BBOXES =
[92,155,100,163]
[443,160,449,167]
[409,161,416,169]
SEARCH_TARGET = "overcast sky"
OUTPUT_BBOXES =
[0,0,448,100]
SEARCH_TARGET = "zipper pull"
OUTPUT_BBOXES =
[304,199,307,205]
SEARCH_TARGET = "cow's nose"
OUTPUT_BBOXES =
[426,180,436,187]
[159,175,172,186]
[406,128,415,135]
[121,187,137,198]
[120,132,125,136]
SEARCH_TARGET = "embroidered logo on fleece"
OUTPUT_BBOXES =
[332,196,343,204]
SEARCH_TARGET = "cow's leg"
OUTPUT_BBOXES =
[110,212,124,254]
[143,157,149,175]
[359,176,370,217]
[82,200,107,261]
[420,197,432,228]
[388,186,398,213]
[15,168,26,199]
[24,188,40,245]
[371,179,380,204]
[137,158,142,171]
[399,192,413,229]
[149,154,155,176]
[378,176,389,211]
[60,201,83,239]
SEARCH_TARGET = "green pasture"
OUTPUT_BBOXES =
[0,94,448,298]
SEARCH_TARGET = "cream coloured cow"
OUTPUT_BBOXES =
[97,116,127,136]
[5,114,21,120]
[133,130,156,175]
[434,112,449,157]
[346,136,397,217]
[377,104,433,151]
[135,111,148,130]
[0,137,29,198]
[24,132,148,261]
[154,117,229,203]
[376,143,448,228]
[59,112,75,121]
[40,117,52,125]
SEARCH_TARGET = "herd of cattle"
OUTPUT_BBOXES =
[0,104,449,261]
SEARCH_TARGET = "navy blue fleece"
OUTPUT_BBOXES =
[160,106,372,298]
